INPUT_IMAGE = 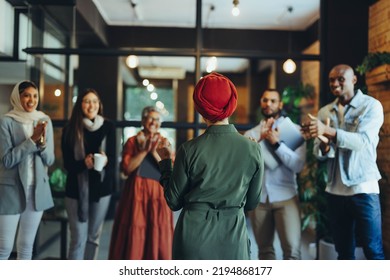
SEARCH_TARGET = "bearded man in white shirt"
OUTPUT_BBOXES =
[245,88,306,260]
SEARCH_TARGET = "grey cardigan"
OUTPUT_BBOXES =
[0,116,55,214]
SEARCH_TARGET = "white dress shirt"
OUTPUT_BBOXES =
[245,117,306,203]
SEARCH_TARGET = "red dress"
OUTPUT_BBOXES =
[109,136,173,259]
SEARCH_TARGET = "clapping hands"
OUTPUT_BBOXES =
[137,131,161,153]
[156,137,172,160]
[260,118,280,145]
[260,118,275,140]
[32,120,47,147]
[301,114,331,143]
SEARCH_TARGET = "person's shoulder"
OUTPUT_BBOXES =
[244,123,261,135]
[363,92,381,103]
[124,134,137,145]
[103,118,115,127]
[103,117,114,124]
[319,101,334,111]
[177,136,201,155]
[181,137,196,148]
[357,92,383,110]
[238,134,262,158]
[0,115,13,125]
[235,131,259,147]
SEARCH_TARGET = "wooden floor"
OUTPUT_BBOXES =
[33,212,316,260]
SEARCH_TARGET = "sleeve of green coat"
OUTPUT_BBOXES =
[244,144,264,211]
[159,145,190,211]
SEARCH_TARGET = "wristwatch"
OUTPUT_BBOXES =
[272,141,281,150]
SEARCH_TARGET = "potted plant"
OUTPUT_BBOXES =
[48,167,67,217]
[281,82,315,124]
[281,83,323,228]
[282,82,336,259]
[298,147,333,259]
[356,52,390,85]
[356,51,390,76]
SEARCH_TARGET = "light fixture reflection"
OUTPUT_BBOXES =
[150,92,158,100]
[126,55,139,68]
[283,59,296,74]
[206,56,218,73]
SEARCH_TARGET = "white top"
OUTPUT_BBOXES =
[245,117,306,203]
[22,122,35,187]
[325,159,379,195]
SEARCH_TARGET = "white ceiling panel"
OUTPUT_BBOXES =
[93,0,320,30]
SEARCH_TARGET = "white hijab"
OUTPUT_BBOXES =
[5,81,48,124]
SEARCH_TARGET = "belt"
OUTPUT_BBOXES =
[184,203,243,220]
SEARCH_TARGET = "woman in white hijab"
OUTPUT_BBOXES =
[0,80,55,260]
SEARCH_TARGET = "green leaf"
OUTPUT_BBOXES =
[356,52,390,76]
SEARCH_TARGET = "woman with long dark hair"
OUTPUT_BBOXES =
[61,88,115,259]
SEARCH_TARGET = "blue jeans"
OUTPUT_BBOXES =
[327,193,385,260]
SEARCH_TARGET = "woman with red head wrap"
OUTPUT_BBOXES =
[156,72,264,259]
[193,72,237,122]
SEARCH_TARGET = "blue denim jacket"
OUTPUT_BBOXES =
[313,90,383,186]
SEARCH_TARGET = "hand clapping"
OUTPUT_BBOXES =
[137,131,161,153]
[303,114,330,144]
[32,120,47,146]
[156,138,172,160]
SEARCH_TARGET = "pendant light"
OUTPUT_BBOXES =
[283,6,296,74]
[232,0,240,17]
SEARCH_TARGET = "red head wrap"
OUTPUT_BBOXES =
[193,72,238,122]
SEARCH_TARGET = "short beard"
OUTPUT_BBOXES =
[262,110,281,119]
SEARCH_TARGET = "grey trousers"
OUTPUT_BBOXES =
[248,195,301,260]
[65,195,111,260]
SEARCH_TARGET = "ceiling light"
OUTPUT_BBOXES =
[54,89,61,97]
[232,0,240,17]
[126,55,139,68]
[147,84,155,92]
[156,101,164,109]
[283,59,296,74]
[142,79,149,86]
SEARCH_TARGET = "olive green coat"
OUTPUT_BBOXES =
[159,124,264,260]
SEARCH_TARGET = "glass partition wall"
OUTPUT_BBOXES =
[0,0,321,193]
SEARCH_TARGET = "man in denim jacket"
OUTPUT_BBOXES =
[306,64,385,259]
